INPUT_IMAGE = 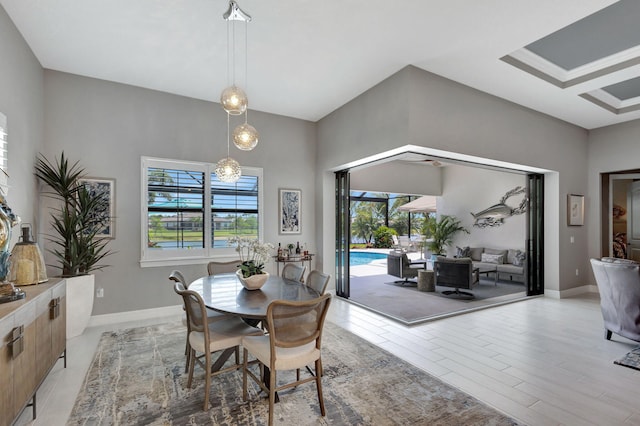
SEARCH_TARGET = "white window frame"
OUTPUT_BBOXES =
[140,156,264,268]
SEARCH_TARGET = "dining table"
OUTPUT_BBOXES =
[189,272,321,318]
[189,272,322,401]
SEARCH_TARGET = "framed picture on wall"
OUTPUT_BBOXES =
[567,194,584,226]
[79,177,116,238]
[279,188,301,234]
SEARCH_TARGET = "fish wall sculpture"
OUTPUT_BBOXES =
[471,186,528,228]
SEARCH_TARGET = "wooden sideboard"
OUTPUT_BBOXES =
[0,279,66,426]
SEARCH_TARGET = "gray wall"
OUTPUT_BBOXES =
[317,66,590,295]
[439,165,527,255]
[42,70,317,315]
[0,5,44,242]
[588,119,640,282]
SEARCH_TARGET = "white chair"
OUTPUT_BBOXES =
[174,281,263,411]
[242,294,332,426]
[281,263,306,282]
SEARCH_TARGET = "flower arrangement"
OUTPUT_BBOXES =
[228,236,274,278]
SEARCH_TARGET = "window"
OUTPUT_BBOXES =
[141,157,263,267]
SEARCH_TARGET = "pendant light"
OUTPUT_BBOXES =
[216,1,259,182]
[216,112,242,183]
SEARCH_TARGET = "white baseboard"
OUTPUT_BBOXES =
[544,284,598,299]
[88,304,183,327]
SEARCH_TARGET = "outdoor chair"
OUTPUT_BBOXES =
[433,256,479,297]
[387,251,425,285]
[242,294,332,426]
[281,263,306,282]
[174,282,263,411]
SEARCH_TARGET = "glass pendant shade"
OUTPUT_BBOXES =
[215,157,242,182]
[8,226,48,286]
[233,122,259,150]
[220,85,248,115]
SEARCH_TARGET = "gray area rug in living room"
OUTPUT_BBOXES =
[349,274,527,325]
[67,321,521,426]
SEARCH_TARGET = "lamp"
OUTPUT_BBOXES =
[217,0,259,177]
[8,225,48,286]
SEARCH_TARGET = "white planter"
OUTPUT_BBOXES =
[65,274,95,338]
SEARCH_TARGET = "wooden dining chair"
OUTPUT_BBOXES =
[174,281,263,411]
[242,294,332,426]
[281,263,306,282]
[305,270,330,294]
[169,269,231,372]
[207,259,240,275]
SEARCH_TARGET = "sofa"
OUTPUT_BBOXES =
[590,257,640,342]
[456,246,526,283]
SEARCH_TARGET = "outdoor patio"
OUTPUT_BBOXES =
[347,249,528,325]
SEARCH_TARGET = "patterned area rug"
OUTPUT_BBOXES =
[67,321,521,425]
[614,346,640,371]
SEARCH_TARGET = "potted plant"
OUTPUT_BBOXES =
[422,215,469,257]
[228,236,274,290]
[35,152,113,337]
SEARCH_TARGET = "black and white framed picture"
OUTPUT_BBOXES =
[279,188,301,234]
[79,177,116,238]
[567,194,584,226]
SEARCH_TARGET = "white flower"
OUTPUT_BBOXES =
[228,236,275,265]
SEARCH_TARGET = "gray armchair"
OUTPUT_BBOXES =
[387,251,425,285]
[434,256,478,297]
[590,258,640,342]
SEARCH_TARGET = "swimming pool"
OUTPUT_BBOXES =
[349,251,387,266]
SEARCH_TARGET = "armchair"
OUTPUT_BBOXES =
[590,258,640,342]
[387,251,425,285]
[433,256,478,297]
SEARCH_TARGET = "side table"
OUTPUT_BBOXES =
[417,270,435,292]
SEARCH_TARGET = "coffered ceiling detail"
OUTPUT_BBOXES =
[502,0,640,115]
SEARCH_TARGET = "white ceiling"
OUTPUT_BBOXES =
[3,0,637,129]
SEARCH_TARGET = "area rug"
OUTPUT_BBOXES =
[614,346,640,371]
[67,321,522,426]
[349,274,527,325]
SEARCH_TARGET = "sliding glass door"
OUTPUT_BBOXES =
[335,170,350,298]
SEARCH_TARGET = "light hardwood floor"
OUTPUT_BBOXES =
[16,293,640,425]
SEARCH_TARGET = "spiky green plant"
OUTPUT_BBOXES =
[422,215,469,255]
[35,152,113,277]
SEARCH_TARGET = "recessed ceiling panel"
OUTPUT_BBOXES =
[602,76,640,100]
[525,0,640,71]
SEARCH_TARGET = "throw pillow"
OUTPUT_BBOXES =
[481,253,504,264]
[455,246,471,258]
[512,250,526,267]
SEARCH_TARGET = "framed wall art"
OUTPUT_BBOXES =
[79,177,116,238]
[279,188,301,234]
[567,194,584,226]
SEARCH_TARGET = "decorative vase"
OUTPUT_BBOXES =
[235,269,269,290]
